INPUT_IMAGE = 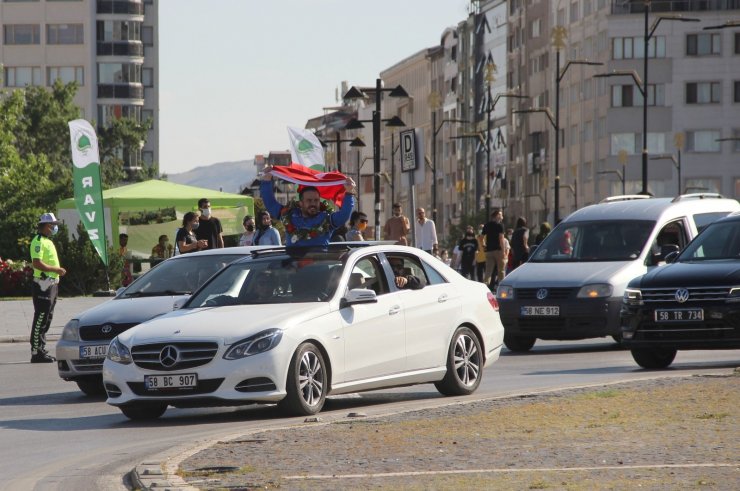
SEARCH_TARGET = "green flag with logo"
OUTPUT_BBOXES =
[68,119,108,266]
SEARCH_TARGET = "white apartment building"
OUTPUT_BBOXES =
[0,0,158,169]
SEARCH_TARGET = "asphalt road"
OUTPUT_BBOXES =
[1,339,738,490]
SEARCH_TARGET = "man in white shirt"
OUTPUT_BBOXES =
[414,208,438,254]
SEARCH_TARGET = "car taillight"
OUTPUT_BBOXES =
[487,291,499,311]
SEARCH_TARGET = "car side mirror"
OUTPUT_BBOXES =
[340,288,378,308]
[173,297,188,310]
[664,250,679,264]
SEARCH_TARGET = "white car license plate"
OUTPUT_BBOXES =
[79,344,108,359]
[145,373,198,390]
[654,308,703,322]
[521,306,560,316]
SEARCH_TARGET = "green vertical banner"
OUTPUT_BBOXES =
[68,119,108,266]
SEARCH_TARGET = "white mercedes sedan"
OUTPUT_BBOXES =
[103,244,504,420]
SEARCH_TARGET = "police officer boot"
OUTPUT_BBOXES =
[31,351,56,363]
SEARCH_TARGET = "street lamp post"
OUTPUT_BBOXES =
[320,135,366,173]
[344,80,408,239]
[429,90,468,223]
[550,27,603,223]
[597,170,625,195]
[559,180,578,209]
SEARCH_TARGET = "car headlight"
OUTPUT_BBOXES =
[496,285,514,300]
[61,319,80,341]
[623,288,643,306]
[577,284,613,299]
[727,287,740,303]
[224,329,283,360]
[107,336,132,365]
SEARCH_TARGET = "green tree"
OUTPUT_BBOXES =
[98,115,153,185]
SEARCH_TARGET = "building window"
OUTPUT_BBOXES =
[570,1,580,22]
[142,151,154,164]
[687,33,720,56]
[647,133,666,154]
[531,19,540,38]
[686,130,720,153]
[736,33,740,54]
[583,121,593,143]
[583,0,592,17]
[732,130,740,152]
[3,24,40,44]
[97,20,141,42]
[98,63,142,84]
[97,105,141,127]
[734,81,740,103]
[142,68,153,87]
[685,178,720,194]
[612,36,665,60]
[686,82,721,104]
[3,66,42,87]
[47,24,84,45]
[142,109,154,126]
[47,66,84,86]
[611,133,637,155]
[612,84,664,107]
[141,26,153,46]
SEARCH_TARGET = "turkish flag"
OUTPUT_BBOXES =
[270,163,348,206]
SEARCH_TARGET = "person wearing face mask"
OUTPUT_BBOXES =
[177,212,208,254]
[194,198,224,249]
[29,213,67,363]
[238,215,256,246]
[383,203,410,245]
[253,211,282,246]
[346,211,368,241]
[458,226,479,280]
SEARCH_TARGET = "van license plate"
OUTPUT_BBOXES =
[145,374,198,390]
[521,306,560,316]
[654,309,703,322]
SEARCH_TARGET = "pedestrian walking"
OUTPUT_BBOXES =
[482,208,506,289]
[458,226,478,280]
[510,216,530,270]
[195,198,224,249]
[238,215,256,246]
[414,208,438,254]
[383,203,410,245]
[253,211,282,246]
[346,211,368,241]
[29,213,67,363]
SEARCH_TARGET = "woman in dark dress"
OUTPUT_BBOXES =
[510,216,530,270]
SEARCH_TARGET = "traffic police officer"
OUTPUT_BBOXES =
[30,213,67,363]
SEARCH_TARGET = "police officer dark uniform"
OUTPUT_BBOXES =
[30,213,67,363]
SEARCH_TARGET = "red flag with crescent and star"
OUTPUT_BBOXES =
[270,163,349,206]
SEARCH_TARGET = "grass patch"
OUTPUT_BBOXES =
[578,389,620,399]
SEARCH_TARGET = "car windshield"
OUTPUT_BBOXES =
[186,252,346,307]
[529,220,654,262]
[678,220,740,262]
[121,254,238,297]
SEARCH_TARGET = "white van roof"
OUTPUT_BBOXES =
[563,194,740,223]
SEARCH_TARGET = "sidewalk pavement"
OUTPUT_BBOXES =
[0,296,111,343]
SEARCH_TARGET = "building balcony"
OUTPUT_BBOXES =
[96,0,144,15]
[97,41,144,57]
[97,84,144,100]
[611,0,740,14]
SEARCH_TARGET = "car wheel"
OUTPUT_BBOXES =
[503,332,536,352]
[120,404,167,420]
[630,348,677,369]
[435,327,483,396]
[75,376,106,396]
[279,343,327,416]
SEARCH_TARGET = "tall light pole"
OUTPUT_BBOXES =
[344,80,408,239]
[649,133,683,196]
[429,90,467,223]
[320,135,366,173]
[551,26,603,223]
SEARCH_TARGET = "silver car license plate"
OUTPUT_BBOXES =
[521,306,560,316]
[145,373,198,390]
[79,344,108,359]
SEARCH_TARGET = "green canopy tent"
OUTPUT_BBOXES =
[57,180,253,258]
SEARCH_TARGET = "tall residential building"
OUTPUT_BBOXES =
[1,0,159,170]
[509,0,740,224]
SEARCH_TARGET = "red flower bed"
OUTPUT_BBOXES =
[0,259,34,296]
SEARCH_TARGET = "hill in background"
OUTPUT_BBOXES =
[166,160,256,194]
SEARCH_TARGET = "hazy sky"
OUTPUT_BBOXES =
[159,0,469,174]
